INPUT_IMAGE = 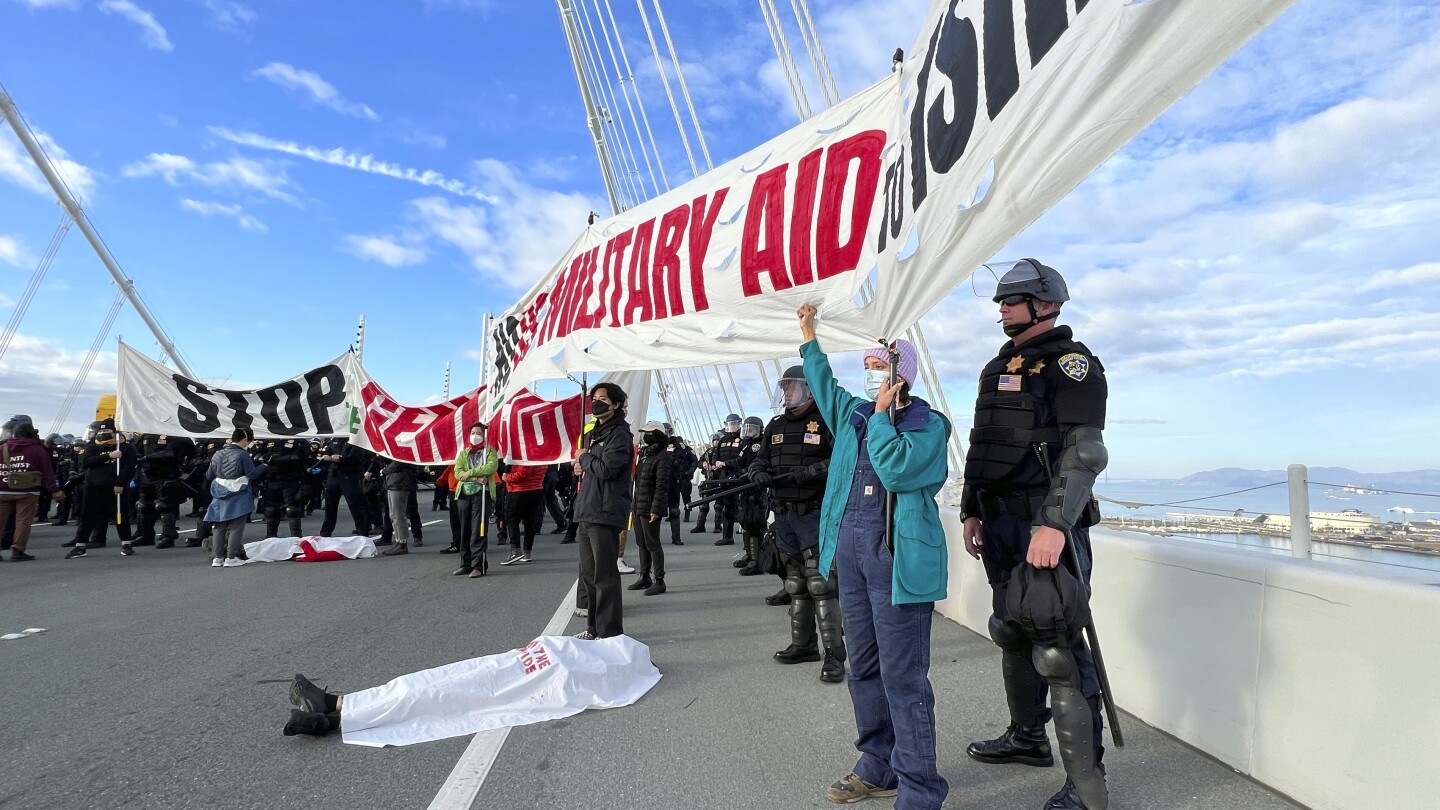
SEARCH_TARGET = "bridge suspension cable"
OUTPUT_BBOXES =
[0,209,70,365]
[49,291,124,435]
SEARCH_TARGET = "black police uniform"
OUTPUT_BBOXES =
[258,437,313,538]
[691,435,723,532]
[320,438,371,537]
[135,433,196,547]
[960,324,1110,806]
[72,436,137,549]
[189,438,226,543]
[53,443,85,526]
[708,430,744,544]
[747,399,844,678]
[732,428,769,573]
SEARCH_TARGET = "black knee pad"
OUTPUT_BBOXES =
[806,574,836,600]
[1031,645,1081,687]
[988,615,1031,653]
[784,574,807,597]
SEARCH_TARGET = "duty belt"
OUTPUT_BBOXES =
[976,489,1047,521]
[773,498,820,516]
[968,426,1061,445]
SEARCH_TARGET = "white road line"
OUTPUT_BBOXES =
[426,578,580,810]
[421,519,445,527]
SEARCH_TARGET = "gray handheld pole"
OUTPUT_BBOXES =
[883,340,900,553]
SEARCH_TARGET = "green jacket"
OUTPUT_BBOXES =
[802,339,952,605]
[453,446,498,497]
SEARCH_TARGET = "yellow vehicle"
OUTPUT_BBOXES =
[96,394,117,422]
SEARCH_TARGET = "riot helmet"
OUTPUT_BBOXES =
[772,364,812,413]
[724,413,741,433]
[988,258,1068,337]
[741,416,763,439]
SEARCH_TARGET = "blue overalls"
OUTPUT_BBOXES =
[836,411,948,810]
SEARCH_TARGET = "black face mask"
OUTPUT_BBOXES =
[591,400,612,417]
[645,431,666,445]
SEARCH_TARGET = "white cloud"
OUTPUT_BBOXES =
[0,126,98,200]
[8,0,82,8]
[198,0,254,32]
[209,126,497,202]
[0,332,117,436]
[251,62,378,120]
[0,234,26,267]
[122,152,300,203]
[341,234,427,267]
[179,198,267,231]
[97,0,173,52]
[406,158,595,287]
[1358,262,1440,292]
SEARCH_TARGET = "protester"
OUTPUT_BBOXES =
[663,428,689,546]
[628,420,673,596]
[1,422,67,561]
[960,260,1112,810]
[541,463,567,534]
[318,437,371,538]
[379,459,419,556]
[204,429,268,568]
[434,464,463,553]
[430,465,450,512]
[501,462,546,565]
[453,423,499,578]
[572,382,634,639]
[796,304,952,810]
[66,419,138,558]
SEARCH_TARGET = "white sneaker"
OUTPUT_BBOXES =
[574,607,589,618]
[616,557,635,574]
[223,558,245,567]
[212,558,224,567]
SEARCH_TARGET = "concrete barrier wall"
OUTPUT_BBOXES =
[933,508,1440,810]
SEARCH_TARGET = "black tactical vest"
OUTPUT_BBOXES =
[137,435,186,481]
[964,334,1099,491]
[764,407,833,503]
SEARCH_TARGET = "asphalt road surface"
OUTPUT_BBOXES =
[1,505,1302,809]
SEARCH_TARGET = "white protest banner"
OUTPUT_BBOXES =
[486,76,899,412]
[870,0,1297,330]
[353,383,486,465]
[493,389,585,465]
[115,342,363,438]
[489,0,1295,406]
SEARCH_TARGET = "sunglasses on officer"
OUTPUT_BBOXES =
[998,294,1034,306]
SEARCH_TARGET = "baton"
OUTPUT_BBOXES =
[687,472,795,510]
[1063,527,1125,748]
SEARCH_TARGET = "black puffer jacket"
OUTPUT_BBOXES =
[382,461,418,491]
[632,439,673,517]
[573,416,633,529]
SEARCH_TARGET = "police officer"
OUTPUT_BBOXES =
[690,431,725,533]
[747,366,844,684]
[708,414,744,546]
[49,436,79,526]
[318,437,371,537]
[135,433,196,548]
[731,416,769,573]
[960,260,1111,810]
[259,437,313,539]
[66,419,138,558]
[188,436,226,546]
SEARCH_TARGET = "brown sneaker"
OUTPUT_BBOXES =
[826,773,898,804]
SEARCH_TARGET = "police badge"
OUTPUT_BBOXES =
[1058,353,1090,381]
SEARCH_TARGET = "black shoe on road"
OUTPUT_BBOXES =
[644,579,666,596]
[381,544,409,556]
[966,725,1055,767]
[440,545,459,554]
[773,644,822,665]
[184,539,202,548]
[820,650,846,683]
[739,565,763,576]
[11,550,35,561]
[156,538,175,549]
[452,566,473,576]
[732,557,751,568]
[120,545,136,557]
[289,674,335,714]
[627,578,653,591]
[690,524,706,533]
[65,546,88,559]
[713,538,735,546]
[765,589,791,606]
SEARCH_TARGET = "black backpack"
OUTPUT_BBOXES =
[1003,562,1091,647]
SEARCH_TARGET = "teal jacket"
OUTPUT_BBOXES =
[802,339,952,605]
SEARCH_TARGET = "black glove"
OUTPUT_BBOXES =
[798,461,828,483]
[748,469,773,486]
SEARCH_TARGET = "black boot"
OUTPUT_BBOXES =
[966,724,1054,767]
[627,576,653,591]
[690,523,706,533]
[643,577,666,596]
[713,537,734,546]
[289,674,339,714]
[773,644,821,664]
[155,538,175,549]
[765,588,791,606]
[282,709,340,737]
[1044,773,1108,810]
[820,649,846,683]
[732,556,751,568]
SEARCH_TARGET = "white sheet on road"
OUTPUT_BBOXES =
[340,635,662,748]
[242,535,377,562]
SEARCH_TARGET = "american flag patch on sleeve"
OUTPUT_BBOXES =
[998,375,1022,391]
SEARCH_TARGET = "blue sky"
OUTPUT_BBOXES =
[2,0,1437,478]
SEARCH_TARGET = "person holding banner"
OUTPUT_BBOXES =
[65,420,139,559]
[959,261,1111,810]
[453,424,499,578]
[571,383,634,640]
[797,305,952,810]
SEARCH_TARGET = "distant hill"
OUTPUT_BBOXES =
[1176,467,1440,492]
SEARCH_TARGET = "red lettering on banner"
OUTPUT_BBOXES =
[359,382,396,451]
[570,248,601,332]
[741,165,794,297]
[515,640,554,675]
[624,219,655,325]
[602,229,633,328]
[552,254,586,340]
[789,148,824,286]
[817,130,885,280]
[651,204,689,319]
[687,189,727,312]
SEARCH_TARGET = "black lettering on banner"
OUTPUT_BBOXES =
[175,377,221,433]
[927,10,980,176]
[984,0,1020,120]
[224,391,254,432]
[1025,0,1069,67]
[258,380,309,435]
[305,365,346,434]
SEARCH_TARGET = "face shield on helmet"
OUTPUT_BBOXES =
[771,365,812,413]
[741,416,764,439]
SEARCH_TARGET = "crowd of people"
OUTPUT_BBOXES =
[4,260,1113,810]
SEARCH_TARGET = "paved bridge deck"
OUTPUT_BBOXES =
[1,508,1302,809]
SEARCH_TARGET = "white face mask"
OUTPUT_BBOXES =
[469,434,484,446]
[864,369,889,400]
